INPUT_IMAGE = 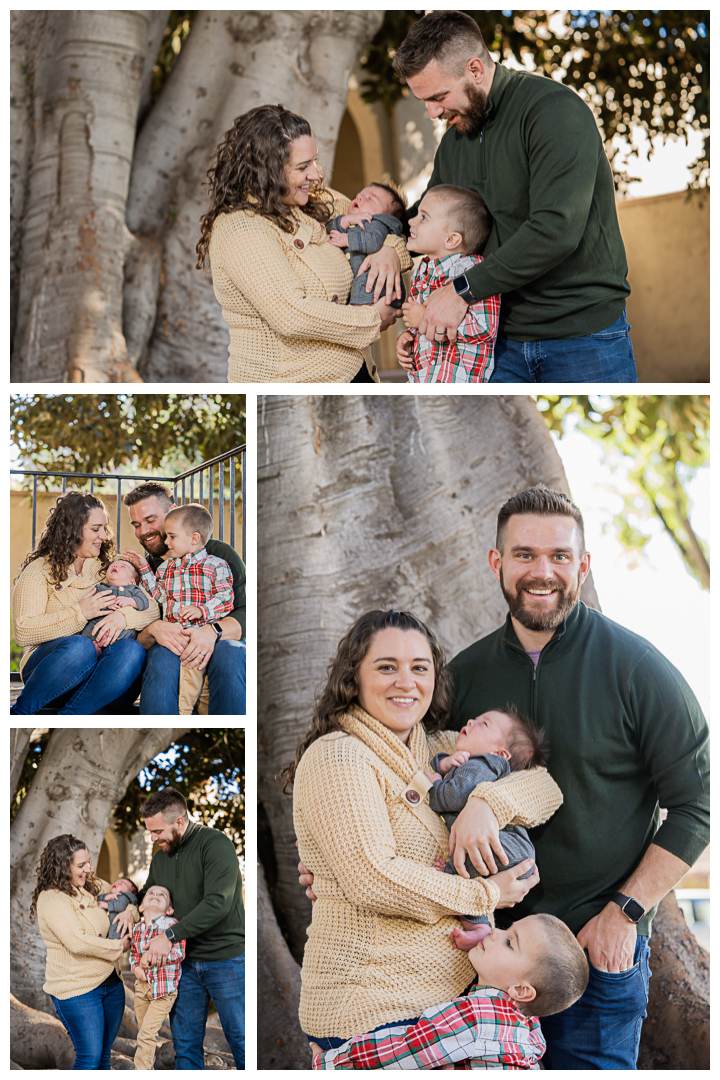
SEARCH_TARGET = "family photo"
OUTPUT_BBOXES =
[10,394,246,716]
[10,727,245,1070]
[257,394,709,1069]
[10,11,708,383]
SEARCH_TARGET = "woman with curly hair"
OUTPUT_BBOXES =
[196,104,410,382]
[31,834,136,1069]
[285,609,561,1050]
[11,491,159,715]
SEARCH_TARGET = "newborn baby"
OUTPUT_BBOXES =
[97,877,139,939]
[326,183,407,307]
[80,558,150,655]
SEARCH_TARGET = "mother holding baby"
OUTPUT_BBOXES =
[196,104,409,383]
[11,490,159,715]
[286,608,562,1057]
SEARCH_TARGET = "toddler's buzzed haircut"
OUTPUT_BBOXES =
[164,503,213,545]
[430,184,491,254]
[521,914,589,1017]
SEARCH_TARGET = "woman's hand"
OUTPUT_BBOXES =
[112,909,135,938]
[359,246,403,303]
[296,841,317,903]
[373,296,401,333]
[448,797,509,878]
[91,610,126,648]
[78,587,116,621]
[493,859,540,908]
[121,935,132,953]
[396,330,415,371]
[401,300,426,330]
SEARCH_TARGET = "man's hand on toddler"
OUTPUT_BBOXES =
[396,330,415,371]
[401,300,426,329]
[121,550,149,570]
[439,750,471,773]
[179,605,204,622]
[145,933,172,966]
[328,230,348,248]
[340,212,372,229]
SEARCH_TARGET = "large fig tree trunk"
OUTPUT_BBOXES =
[11,10,383,383]
[256,394,708,1070]
[11,727,189,1013]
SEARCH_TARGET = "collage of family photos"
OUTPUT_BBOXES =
[10,9,710,1074]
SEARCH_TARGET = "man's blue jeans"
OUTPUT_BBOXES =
[11,635,145,715]
[170,954,245,1069]
[51,972,126,1069]
[541,935,651,1069]
[139,639,246,715]
[490,309,638,383]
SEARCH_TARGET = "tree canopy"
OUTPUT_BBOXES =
[10,393,246,481]
[361,10,709,191]
[536,394,709,589]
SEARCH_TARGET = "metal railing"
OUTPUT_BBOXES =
[11,445,246,560]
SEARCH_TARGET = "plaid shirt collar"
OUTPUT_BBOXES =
[166,546,209,569]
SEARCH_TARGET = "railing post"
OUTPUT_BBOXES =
[242,449,246,561]
[117,479,122,546]
[32,475,38,550]
[219,461,224,542]
[230,454,236,550]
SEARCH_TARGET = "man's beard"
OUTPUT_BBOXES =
[442,79,488,138]
[139,532,169,558]
[158,826,183,856]
[499,567,582,632]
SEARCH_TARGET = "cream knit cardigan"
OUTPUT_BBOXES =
[36,880,138,999]
[13,557,160,674]
[293,705,563,1039]
[208,191,412,383]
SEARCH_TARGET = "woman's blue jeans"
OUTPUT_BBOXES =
[139,639,246,715]
[51,972,125,1070]
[540,935,651,1069]
[11,635,145,715]
[490,308,638,383]
[169,954,245,1069]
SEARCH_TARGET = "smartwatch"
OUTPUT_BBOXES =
[452,273,475,304]
[165,927,176,942]
[209,622,223,641]
[612,892,645,923]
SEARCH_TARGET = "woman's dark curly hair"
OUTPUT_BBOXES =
[29,834,101,920]
[16,491,114,587]
[196,104,333,269]
[281,609,454,790]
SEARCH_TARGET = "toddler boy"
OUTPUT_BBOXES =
[426,707,548,951]
[123,504,233,715]
[311,914,588,1069]
[81,558,150,656]
[131,884,186,1071]
[327,183,407,308]
[97,877,139,939]
[396,184,500,382]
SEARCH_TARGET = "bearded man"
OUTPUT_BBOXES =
[393,11,637,382]
[447,485,709,1068]
[139,788,245,1069]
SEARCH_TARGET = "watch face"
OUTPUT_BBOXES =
[623,897,644,922]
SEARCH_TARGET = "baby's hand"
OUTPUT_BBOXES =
[424,768,442,783]
[328,229,348,248]
[121,550,148,570]
[395,330,415,371]
[97,900,108,910]
[179,604,204,622]
[133,965,148,983]
[401,300,426,329]
[440,750,471,773]
[340,212,372,229]
[113,597,139,609]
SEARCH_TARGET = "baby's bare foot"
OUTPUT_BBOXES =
[450,924,492,952]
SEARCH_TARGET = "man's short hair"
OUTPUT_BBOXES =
[522,914,589,1017]
[393,11,492,81]
[140,787,188,822]
[165,503,213,545]
[370,181,408,227]
[427,184,491,254]
[123,481,174,510]
[496,484,586,554]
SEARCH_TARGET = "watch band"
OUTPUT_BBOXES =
[612,892,645,923]
[165,927,176,942]
[452,273,475,304]
[210,622,223,640]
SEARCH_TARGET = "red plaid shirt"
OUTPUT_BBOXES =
[407,254,500,383]
[140,547,233,627]
[315,986,545,1070]
[130,915,185,999]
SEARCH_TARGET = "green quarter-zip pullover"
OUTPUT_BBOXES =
[448,603,709,937]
